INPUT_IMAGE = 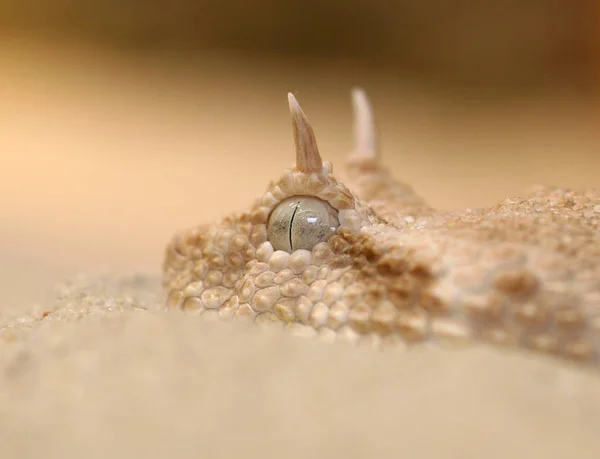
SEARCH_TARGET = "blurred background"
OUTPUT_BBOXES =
[1,1,599,311]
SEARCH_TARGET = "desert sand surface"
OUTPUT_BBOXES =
[1,36,599,457]
[0,274,599,458]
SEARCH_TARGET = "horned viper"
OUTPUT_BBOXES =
[163,89,600,367]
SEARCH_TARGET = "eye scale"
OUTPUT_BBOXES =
[267,196,340,252]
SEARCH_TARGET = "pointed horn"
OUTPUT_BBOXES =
[288,93,323,173]
[351,87,377,158]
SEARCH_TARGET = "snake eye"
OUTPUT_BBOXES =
[267,196,339,252]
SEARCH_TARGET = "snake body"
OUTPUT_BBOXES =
[163,89,600,367]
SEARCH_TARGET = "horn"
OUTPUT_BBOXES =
[288,93,323,173]
[351,87,377,158]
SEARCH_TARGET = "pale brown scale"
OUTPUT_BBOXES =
[182,297,203,312]
[294,296,313,324]
[273,298,295,323]
[396,310,429,343]
[162,90,600,369]
[370,301,397,335]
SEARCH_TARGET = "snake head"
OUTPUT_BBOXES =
[162,90,433,344]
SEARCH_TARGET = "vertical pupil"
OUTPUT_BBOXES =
[289,201,300,251]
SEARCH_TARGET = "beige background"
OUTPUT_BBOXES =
[0,1,599,309]
[1,34,598,312]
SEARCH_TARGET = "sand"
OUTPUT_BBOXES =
[0,274,598,459]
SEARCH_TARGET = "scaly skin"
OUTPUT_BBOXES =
[163,89,600,367]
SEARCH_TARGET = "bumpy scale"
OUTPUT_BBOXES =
[163,89,600,366]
